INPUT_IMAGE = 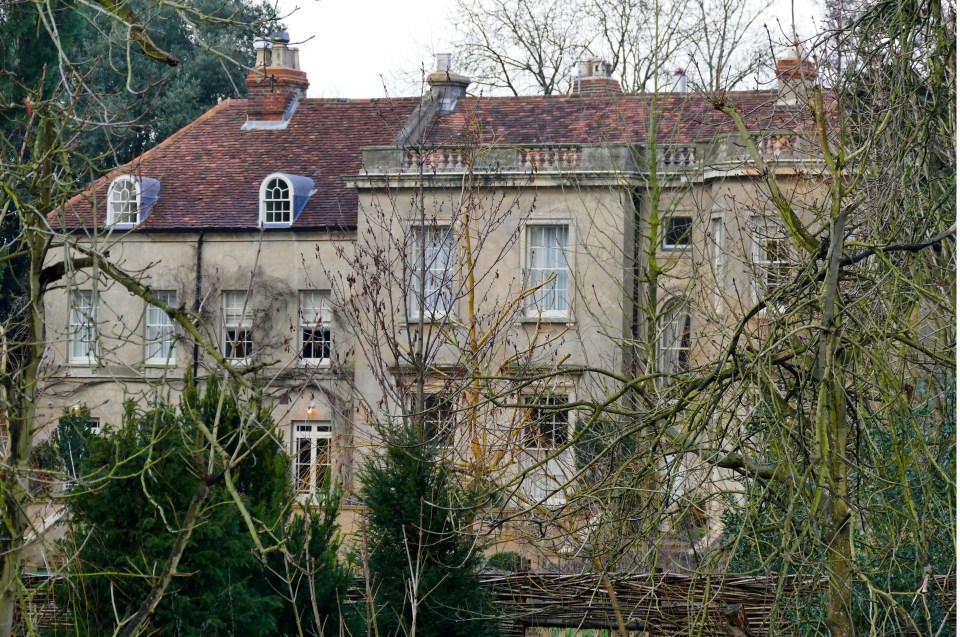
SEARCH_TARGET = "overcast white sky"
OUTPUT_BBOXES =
[278,0,824,99]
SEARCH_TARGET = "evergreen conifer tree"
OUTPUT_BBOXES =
[360,425,497,637]
[61,376,354,636]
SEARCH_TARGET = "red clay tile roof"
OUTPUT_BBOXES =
[58,97,423,231]
[420,91,808,146]
[58,90,810,232]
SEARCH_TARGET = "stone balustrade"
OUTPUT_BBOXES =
[713,133,813,165]
[657,145,699,169]
[403,148,469,171]
[517,146,582,171]
[363,135,816,178]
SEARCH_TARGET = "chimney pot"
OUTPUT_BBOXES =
[435,53,453,72]
[574,57,621,96]
[244,32,309,127]
[253,37,272,68]
[674,68,688,93]
[775,47,817,105]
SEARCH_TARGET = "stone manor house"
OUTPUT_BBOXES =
[37,34,824,566]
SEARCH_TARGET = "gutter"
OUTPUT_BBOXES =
[193,230,205,379]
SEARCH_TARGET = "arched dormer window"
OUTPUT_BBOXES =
[260,174,293,225]
[108,176,139,225]
[259,173,316,227]
[107,175,160,227]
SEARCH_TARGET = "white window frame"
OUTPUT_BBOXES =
[408,225,454,320]
[222,291,253,361]
[259,173,294,227]
[107,175,141,227]
[752,219,792,308]
[520,393,572,507]
[656,299,691,375]
[525,223,571,319]
[292,421,333,498]
[709,216,725,313]
[662,214,693,250]
[145,291,177,366]
[299,290,332,365]
[68,290,98,364]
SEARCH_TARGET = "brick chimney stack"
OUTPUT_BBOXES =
[775,46,817,105]
[244,31,309,128]
[575,58,622,96]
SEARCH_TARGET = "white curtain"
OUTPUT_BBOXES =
[145,290,176,361]
[527,225,569,314]
[410,227,453,317]
[657,301,690,374]
[69,290,98,361]
[300,290,332,326]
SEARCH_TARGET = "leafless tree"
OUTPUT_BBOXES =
[448,0,775,95]
[0,2,364,636]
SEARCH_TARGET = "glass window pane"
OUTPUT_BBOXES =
[297,438,312,494]
[293,423,333,496]
[223,291,250,326]
[664,216,692,248]
[69,291,98,361]
[409,227,454,317]
[110,178,138,225]
[300,291,332,361]
[263,177,292,224]
[300,291,331,325]
[657,301,690,376]
[524,395,568,448]
[146,291,176,362]
[753,223,792,303]
[527,225,569,315]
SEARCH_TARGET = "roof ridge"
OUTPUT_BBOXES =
[453,90,780,99]
[298,96,424,103]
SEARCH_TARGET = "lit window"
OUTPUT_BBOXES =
[753,222,792,305]
[145,291,176,365]
[299,291,332,364]
[524,395,569,449]
[223,291,253,360]
[260,175,293,225]
[69,290,98,363]
[656,300,691,376]
[526,225,569,317]
[107,176,139,226]
[409,226,454,319]
[293,422,332,496]
[663,215,692,250]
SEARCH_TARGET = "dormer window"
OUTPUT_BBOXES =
[106,175,160,227]
[261,175,292,224]
[108,176,139,225]
[259,173,316,227]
